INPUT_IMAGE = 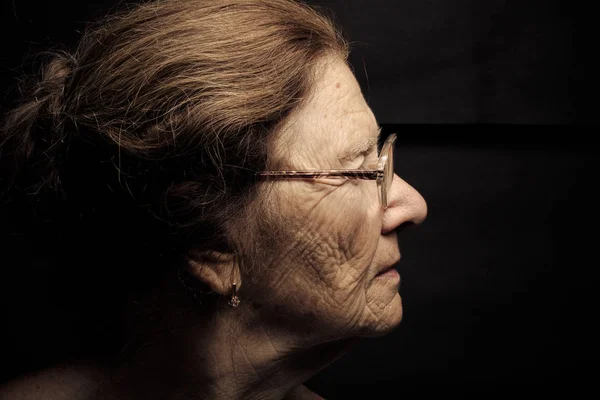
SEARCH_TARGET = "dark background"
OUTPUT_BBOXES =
[1,0,596,397]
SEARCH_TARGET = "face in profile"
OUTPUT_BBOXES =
[235,56,427,345]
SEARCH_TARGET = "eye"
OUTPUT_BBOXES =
[361,152,379,169]
[361,162,377,170]
[314,176,347,187]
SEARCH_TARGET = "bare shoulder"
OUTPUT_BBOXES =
[0,364,104,400]
[284,384,326,400]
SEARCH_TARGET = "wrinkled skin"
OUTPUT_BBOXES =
[232,56,428,347]
[0,56,428,400]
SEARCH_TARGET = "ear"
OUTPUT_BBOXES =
[184,249,241,296]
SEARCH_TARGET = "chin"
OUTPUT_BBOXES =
[361,292,403,338]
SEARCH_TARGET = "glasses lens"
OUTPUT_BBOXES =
[377,133,397,209]
[386,143,394,192]
[382,140,394,208]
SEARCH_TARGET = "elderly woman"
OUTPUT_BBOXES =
[0,0,427,399]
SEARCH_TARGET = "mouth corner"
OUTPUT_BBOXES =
[376,265,394,276]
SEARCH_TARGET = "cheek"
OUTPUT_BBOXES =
[251,181,381,292]
[309,182,382,281]
[338,181,381,253]
[239,183,387,333]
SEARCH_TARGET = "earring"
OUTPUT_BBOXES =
[228,282,241,308]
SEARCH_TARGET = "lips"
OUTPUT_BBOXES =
[376,266,395,276]
[376,257,401,275]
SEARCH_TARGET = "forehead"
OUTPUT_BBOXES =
[274,57,379,168]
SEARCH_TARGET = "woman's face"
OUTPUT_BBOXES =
[238,56,427,344]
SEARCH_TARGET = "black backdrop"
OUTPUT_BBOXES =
[1,0,595,397]
[0,0,589,123]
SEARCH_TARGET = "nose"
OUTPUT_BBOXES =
[381,173,428,234]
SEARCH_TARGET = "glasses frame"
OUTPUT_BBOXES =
[256,133,397,209]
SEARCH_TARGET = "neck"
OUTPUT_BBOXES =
[89,276,359,400]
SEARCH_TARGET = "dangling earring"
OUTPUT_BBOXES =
[228,282,240,308]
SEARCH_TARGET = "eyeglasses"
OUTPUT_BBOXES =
[256,133,397,209]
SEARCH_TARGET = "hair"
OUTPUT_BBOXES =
[0,0,348,376]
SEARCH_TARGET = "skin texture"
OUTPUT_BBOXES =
[0,56,427,400]
[220,55,428,343]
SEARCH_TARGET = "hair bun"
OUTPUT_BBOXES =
[39,53,76,122]
[1,52,77,195]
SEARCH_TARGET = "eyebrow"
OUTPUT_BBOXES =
[339,126,382,162]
